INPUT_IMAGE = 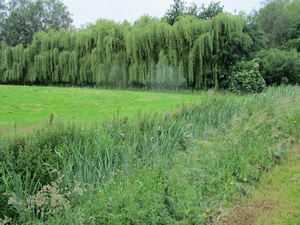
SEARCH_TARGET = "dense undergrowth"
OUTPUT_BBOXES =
[1,86,300,224]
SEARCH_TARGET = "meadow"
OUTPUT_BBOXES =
[0,85,214,133]
[1,85,300,224]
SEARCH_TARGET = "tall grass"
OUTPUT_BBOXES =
[1,86,300,224]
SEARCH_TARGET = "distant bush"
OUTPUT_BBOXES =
[282,37,300,52]
[256,48,300,85]
[229,59,266,93]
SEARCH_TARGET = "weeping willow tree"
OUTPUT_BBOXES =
[108,52,128,87]
[128,62,146,87]
[79,53,92,85]
[125,14,252,90]
[58,29,75,51]
[1,43,25,84]
[23,43,38,84]
[126,16,173,88]
[103,24,128,87]
[50,48,60,84]
[89,19,129,87]
[208,14,252,89]
[0,13,253,90]
[190,32,213,89]
[68,50,78,84]
[58,51,71,83]
[33,51,51,84]
[75,31,94,58]
[90,21,112,86]
[156,50,172,87]
[1,42,13,83]
[34,32,51,52]
[185,13,252,90]
[171,16,207,88]
[91,47,106,85]
[20,30,74,85]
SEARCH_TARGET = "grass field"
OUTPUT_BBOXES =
[0,85,219,132]
[1,85,300,224]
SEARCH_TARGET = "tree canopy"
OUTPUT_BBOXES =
[165,0,224,25]
[257,0,300,46]
[0,0,73,47]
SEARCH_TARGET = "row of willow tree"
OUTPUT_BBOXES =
[0,14,252,89]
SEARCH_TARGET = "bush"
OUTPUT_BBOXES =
[256,48,300,85]
[282,37,300,52]
[229,59,266,93]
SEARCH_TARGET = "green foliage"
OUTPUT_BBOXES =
[165,0,224,25]
[287,16,300,39]
[256,48,300,85]
[257,0,300,46]
[78,164,209,224]
[282,37,300,51]
[165,0,186,26]
[0,13,255,89]
[197,1,224,20]
[282,15,300,51]
[229,59,266,93]
[1,9,32,47]
[0,0,73,47]
[0,0,6,20]
[258,1,291,46]
[241,13,269,57]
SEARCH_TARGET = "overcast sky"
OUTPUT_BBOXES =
[62,0,262,28]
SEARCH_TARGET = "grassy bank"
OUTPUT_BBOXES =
[216,144,300,224]
[0,86,300,224]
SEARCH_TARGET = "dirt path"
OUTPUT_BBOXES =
[214,144,300,225]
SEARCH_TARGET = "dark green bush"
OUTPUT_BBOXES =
[282,37,300,52]
[256,48,300,85]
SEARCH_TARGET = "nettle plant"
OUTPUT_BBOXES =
[229,59,266,93]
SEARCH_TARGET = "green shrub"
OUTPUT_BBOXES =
[282,37,300,52]
[229,59,266,93]
[257,48,300,85]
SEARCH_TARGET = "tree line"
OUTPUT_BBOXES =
[0,0,300,91]
[0,14,253,90]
